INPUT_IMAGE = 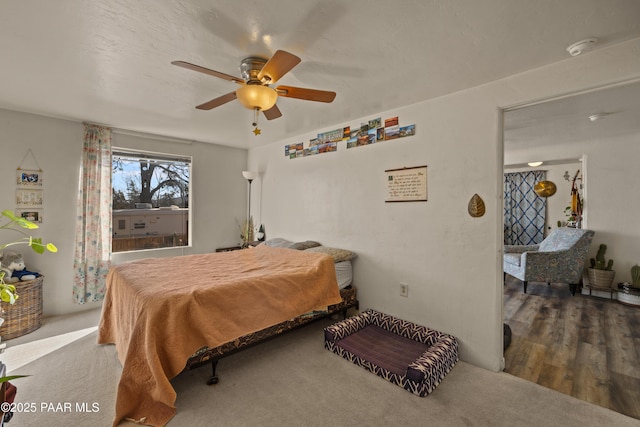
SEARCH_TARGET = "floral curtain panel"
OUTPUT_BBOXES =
[504,171,546,245]
[73,124,112,303]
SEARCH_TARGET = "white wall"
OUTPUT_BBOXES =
[248,38,640,371]
[0,110,248,316]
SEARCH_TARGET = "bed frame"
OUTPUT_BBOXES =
[184,286,359,384]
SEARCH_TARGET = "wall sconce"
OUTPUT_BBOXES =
[527,161,543,167]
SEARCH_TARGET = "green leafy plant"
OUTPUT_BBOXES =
[0,210,57,254]
[589,243,614,271]
[0,210,53,389]
[564,206,576,222]
[0,210,57,304]
[235,216,254,248]
[0,375,29,383]
[0,274,17,305]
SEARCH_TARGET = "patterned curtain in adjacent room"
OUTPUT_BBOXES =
[73,123,112,303]
[504,170,546,245]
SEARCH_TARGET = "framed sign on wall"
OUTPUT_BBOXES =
[385,165,428,202]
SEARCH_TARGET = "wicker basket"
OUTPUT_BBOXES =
[0,276,43,340]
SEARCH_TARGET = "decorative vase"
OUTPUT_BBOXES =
[587,268,616,290]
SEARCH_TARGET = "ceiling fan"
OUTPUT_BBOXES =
[171,50,336,129]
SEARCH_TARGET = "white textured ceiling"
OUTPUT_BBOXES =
[1,0,640,149]
[504,80,640,154]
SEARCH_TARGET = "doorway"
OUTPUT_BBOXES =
[501,80,640,419]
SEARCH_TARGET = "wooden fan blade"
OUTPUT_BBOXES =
[171,61,244,84]
[196,91,237,110]
[276,86,336,103]
[263,104,282,120]
[257,50,301,84]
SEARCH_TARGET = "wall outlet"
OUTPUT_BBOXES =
[400,282,408,297]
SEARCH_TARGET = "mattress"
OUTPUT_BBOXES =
[335,260,353,289]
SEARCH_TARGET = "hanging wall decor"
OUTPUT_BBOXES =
[346,116,415,149]
[15,149,44,222]
[285,114,415,159]
[14,209,42,223]
[533,180,557,197]
[385,166,427,202]
[16,169,43,186]
[468,194,486,217]
[16,189,43,206]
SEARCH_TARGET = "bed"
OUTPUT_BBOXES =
[98,241,357,427]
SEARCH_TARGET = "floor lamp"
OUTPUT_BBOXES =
[242,171,257,245]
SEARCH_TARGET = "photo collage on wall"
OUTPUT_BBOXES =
[285,115,416,159]
[15,149,44,223]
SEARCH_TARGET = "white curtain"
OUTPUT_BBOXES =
[72,124,112,303]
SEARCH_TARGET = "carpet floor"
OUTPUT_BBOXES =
[9,318,640,427]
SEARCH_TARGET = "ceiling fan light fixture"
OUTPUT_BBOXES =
[236,84,278,111]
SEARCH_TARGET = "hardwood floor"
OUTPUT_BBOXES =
[503,276,640,420]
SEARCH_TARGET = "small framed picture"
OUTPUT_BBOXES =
[16,169,43,187]
[16,189,44,207]
[16,209,43,223]
[385,165,428,202]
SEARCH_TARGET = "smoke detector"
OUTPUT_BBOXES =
[566,38,598,56]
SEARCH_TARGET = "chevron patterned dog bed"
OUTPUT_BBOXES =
[324,309,459,396]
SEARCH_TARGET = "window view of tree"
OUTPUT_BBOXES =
[112,157,189,209]
[111,150,191,253]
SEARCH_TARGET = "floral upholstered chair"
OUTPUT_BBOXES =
[503,228,595,295]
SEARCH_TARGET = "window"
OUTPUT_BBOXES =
[111,149,191,253]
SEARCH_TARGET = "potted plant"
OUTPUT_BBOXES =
[617,264,640,307]
[1,210,57,304]
[587,243,616,290]
[0,210,56,412]
[235,216,254,248]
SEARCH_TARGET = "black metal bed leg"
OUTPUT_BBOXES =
[207,360,219,385]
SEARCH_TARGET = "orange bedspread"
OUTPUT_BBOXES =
[97,245,341,426]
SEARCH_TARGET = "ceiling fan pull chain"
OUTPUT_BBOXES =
[252,108,262,136]
[252,108,259,127]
